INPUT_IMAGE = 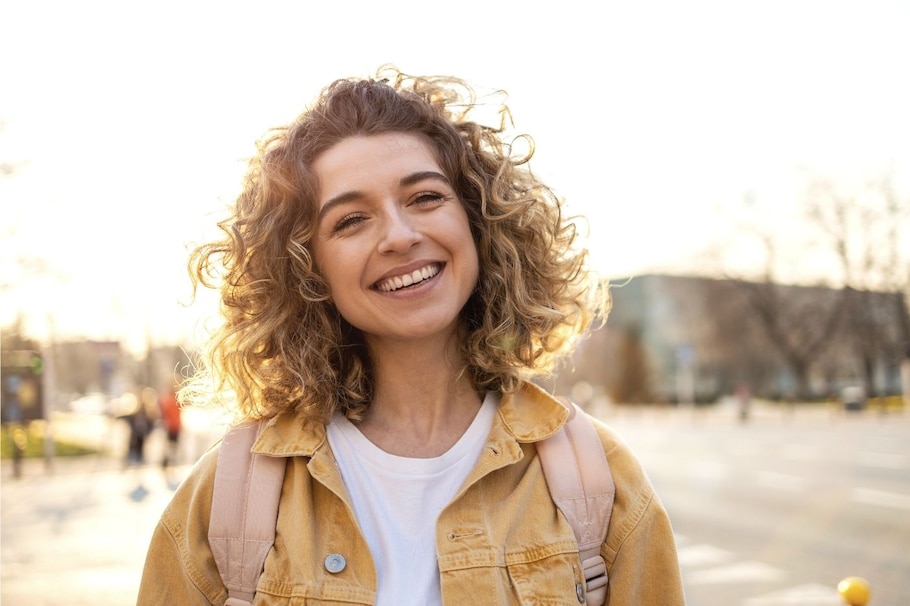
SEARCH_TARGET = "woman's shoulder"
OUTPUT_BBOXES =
[585,414,675,558]
[161,443,221,525]
[586,414,652,488]
[140,443,227,604]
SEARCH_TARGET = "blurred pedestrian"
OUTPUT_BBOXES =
[736,382,751,422]
[2,389,25,478]
[120,392,143,466]
[124,388,156,466]
[158,384,182,469]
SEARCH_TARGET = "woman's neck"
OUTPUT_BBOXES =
[357,338,482,457]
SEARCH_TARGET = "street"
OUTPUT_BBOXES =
[1,402,908,605]
[604,401,910,606]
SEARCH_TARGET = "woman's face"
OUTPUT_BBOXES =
[311,132,479,346]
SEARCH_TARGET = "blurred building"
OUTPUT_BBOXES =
[40,340,193,411]
[564,274,908,404]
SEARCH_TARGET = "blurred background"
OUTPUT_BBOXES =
[2,1,908,604]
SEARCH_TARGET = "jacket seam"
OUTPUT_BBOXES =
[161,507,227,604]
[604,483,655,566]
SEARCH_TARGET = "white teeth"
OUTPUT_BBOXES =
[378,264,440,292]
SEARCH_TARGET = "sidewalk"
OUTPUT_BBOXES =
[1,451,193,605]
[1,407,233,606]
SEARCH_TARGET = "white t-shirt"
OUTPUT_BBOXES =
[326,392,498,606]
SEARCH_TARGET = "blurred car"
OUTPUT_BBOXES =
[841,386,866,412]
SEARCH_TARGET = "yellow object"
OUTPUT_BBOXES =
[837,576,871,606]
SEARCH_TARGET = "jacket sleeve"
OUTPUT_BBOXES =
[594,421,687,605]
[137,447,229,605]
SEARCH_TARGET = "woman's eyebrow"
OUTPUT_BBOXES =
[318,191,363,224]
[400,170,450,188]
[318,171,451,223]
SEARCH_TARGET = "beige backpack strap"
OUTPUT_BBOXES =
[537,399,615,606]
[209,420,287,606]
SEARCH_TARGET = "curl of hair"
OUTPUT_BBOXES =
[182,65,609,422]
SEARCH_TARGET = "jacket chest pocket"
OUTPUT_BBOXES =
[441,549,585,606]
[252,589,375,606]
[253,573,376,605]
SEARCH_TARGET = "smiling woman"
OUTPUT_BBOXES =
[137,66,684,606]
[180,70,603,425]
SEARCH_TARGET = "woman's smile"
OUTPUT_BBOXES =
[374,262,443,293]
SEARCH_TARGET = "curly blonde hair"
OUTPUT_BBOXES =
[184,66,608,422]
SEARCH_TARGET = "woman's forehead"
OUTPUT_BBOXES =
[313,134,443,194]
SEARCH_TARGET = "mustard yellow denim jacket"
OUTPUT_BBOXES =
[138,383,685,604]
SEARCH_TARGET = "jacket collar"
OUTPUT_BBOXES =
[251,380,571,458]
[497,381,571,442]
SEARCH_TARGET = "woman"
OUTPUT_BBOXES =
[138,67,684,605]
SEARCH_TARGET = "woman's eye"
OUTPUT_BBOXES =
[332,213,366,233]
[412,192,446,206]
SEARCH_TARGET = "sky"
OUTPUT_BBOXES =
[2,0,909,354]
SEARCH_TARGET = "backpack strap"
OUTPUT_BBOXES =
[537,399,615,606]
[209,420,287,606]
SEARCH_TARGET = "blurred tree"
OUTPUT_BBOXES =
[0,318,36,352]
[714,203,849,400]
[805,170,910,396]
[732,276,846,400]
[609,323,652,404]
[718,169,910,399]
[701,279,780,399]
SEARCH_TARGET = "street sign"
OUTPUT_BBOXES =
[1,349,45,423]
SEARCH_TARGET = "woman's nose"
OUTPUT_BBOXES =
[377,209,422,254]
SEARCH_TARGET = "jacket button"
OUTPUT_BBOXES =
[324,553,346,574]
